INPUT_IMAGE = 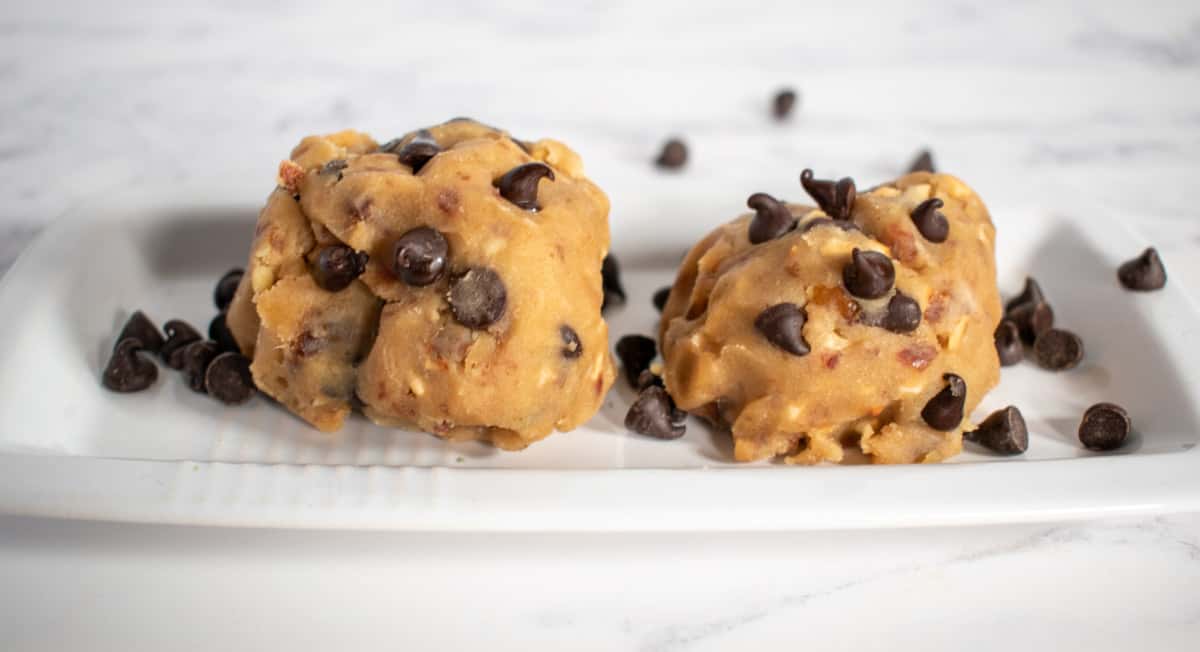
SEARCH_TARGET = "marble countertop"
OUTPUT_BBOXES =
[2,0,1199,649]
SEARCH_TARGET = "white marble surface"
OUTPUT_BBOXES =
[2,0,1200,649]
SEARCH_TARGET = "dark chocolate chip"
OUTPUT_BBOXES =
[214,268,243,312]
[102,338,159,393]
[655,139,688,169]
[653,286,672,312]
[799,217,862,234]
[560,325,583,359]
[204,352,255,405]
[601,255,626,311]
[1004,277,1047,315]
[391,227,448,287]
[160,320,202,370]
[1117,247,1166,291]
[906,149,935,174]
[772,88,798,120]
[396,133,441,173]
[1009,301,1054,345]
[495,162,554,210]
[1078,402,1130,451]
[115,310,164,354]
[625,385,686,440]
[921,373,967,431]
[448,267,507,329]
[965,406,1028,455]
[880,291,922,333]
[1033,328,1083,371]
[747,192,796,244]
[320,159,348,178]
[910,198,949,243]
[799,169,856,220]
[615,334,657,387]
[180,340,219,393]
[636,369,665,391]
[208,313,239,354]
[312,245,369,292]
[754,303,810,356]
[842,248,894,299]
[994,319,1024,366]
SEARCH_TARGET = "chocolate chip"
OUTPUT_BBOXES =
[160,320,202,370]
[312,245,368,292]
[208,313,239,354]
[879,291,921,333]
[448,267,507,329]
[994,319,1024,366]
[320,159,348,179]
[910,198,949,243]
[653,286,671,312]
[102,338,159,393]
[560,325,582,359]
[204,352,255,405]
[1117,247,1166,291]
[213,268,243,311]
[1078,402,1130,451]
[615,334,657,387]
[1033,328,1083,371]
[1004,277,1047,315]
[921,373,967,431]
[495,162,554,210]
[636,369,665,391]
[772,88,798,120]
[1009,301,1054,346]
[754,303,810,356]
[601,255,626,311]
[799,217,862,234]
[906,149,935,174]
[842,248,894,299]
[180,340,219,393]
[396,132,441,173]
[965,406,1028,455]
[747,192,796,244]
[391,227,448,287]
[799,169,856,220]
[115,310,164,354]
[625,385,686,440]
[655,139,687,169]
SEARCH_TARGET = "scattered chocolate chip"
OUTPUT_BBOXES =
[965,406,1028,455]
[180,340,219,393]
[653,286,672,312]
[208,313,239,354]
[625,385,686,440]
[910,198,949,243]
[1033,328,1083,371]
[1009,301,1054,345]
[772,88,798,120]
[842,248,894,299]
[495,162,554,210]
[754,303,810,356]
[213,268,243,312]
[102,338,159,393]
[391,227,448,287]
[312,244,369,292]
[879,291,922,333]
[921,373,967,431]
[615,334,657,387]
[160,320,202,370]
[655,139,688,169]
[396,132,441,173]
[1117,247,1166,291]
[746,192,796,244]
[799,169,856,220]
[906,149,935,174]
[994,319,1024,366]
[1078,402,1130,451]
[204,352,255,405]
[320,159,348,179]
[115,310,164,354]
[636,369,665,391]
[601,255,626,311]
[1004,277,1046,315]
[448,268,507,329]
[798,217,862,234]
[560,325,583,359]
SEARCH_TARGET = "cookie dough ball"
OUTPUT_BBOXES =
[226,119,616,449]
[659,172,1002,464]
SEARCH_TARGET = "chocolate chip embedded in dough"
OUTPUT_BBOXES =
[906,149,935,173]
[1078,402,1130,451]
[653,286,671,312]
[391,227,449,287]
[799,169,856,220]
[965,406,1028,455]
[160,320,202,370]
[102,338,159,393]
[879,291,922,334]
[320,159,348,178]
[204,352,255,405]
[615,334,657,387]
[180,340,220,393]
[208,313,240,354]
[560,325,583,359]
[213,268,243,312]
[655,139,688,169]
[312,245,369,292]
[448,268,507,330]
[910,198,949,243]
[746,192,796,244]
[994,319,1024,366]
[601,255,626,311]
[1033,328,1084,371]
[495,162,555,211]
[395,132,441,173]
[921,373,967,431]
[1117,247,1166,291]
[842,248,895,300]
[772,88,798,120]
[625,385,686,440]
[115,310,164,354]
[754,303,810,356]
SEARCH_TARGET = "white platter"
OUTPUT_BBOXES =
[0,179,1198,531]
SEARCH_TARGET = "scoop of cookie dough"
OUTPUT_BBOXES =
[226,119,616,449]
[659,171,1002,464]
